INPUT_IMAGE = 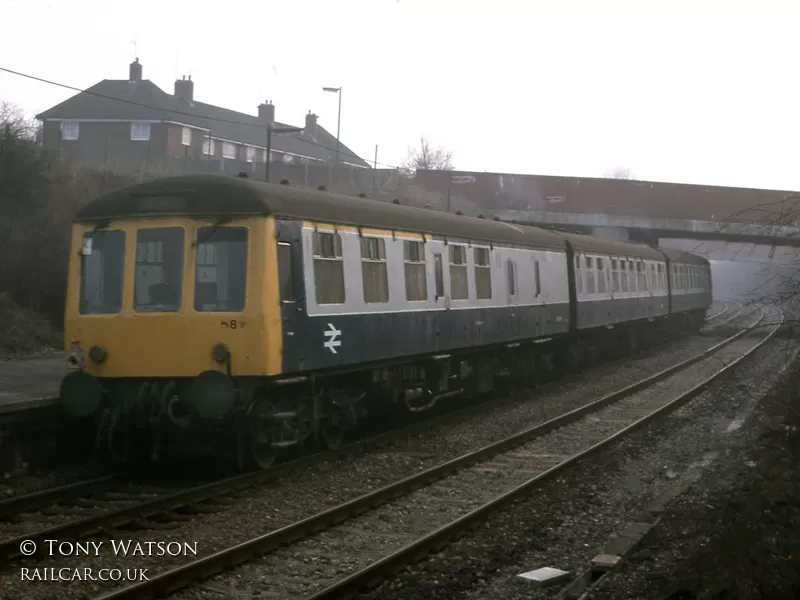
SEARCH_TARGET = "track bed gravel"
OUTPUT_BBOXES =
[351,320,794,600]
[0,329,746,600]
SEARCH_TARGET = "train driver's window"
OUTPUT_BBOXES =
[135,227,185,313]
[194,227,248,312]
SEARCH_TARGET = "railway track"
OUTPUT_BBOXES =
[702,300,742,331]
[80,307,775,600]
[0,304,740,567]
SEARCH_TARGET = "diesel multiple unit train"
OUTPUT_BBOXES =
[59,174,713,468]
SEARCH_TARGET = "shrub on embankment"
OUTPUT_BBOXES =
[0,102,147,335]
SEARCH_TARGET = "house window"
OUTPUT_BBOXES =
[474,247,491,299]
[131,122,150,141]
[61,121,79,140]
[222,142,237,159]
[361,237,388,304]
[182,127,191,146]
[246,147,255,163]
[203,137,216,156]
[507,259,517,297]
[449,245,468,300]
[404,240,427,301]
[313,231,344,304]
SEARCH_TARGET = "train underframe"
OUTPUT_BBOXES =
[63,309,706,470]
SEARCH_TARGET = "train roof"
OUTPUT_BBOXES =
[657,247,711,266]
[560,232,666,261]
[75,174,568,250]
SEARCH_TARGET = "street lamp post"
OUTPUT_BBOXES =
[322,86,342,164]
[265,124,304,182]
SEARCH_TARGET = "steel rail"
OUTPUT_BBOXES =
[0,473,128,520]
[93,309,766,600]
[706,301,730,321]
[304,308,781,600]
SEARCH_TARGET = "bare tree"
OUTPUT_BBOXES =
[604,166,634,180]
[0,102,43,217]
[402,136,454,174]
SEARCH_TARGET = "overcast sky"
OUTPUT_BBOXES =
[2,0,798,191]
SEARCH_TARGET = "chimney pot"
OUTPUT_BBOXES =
[305,111,318,136]
[174,75,194,102]
[129,58,142,82]
[258,101,275,123]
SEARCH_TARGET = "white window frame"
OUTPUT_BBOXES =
[130,122,150,141]
[246,146,255,163]
[222,142,237,159]
[181,127,191,146]
[203,137,216,156]
[61,121,79,140]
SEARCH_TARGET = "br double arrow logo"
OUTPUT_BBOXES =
[323,323,342,354]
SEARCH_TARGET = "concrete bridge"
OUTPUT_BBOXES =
[400,171,800,263]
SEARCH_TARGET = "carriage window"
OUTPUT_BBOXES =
[434,253,444,298]
[534,260,541,297]
[585,256,596,294]
[621,260,629,292]
[638,261,647,291]
[277,242,294,302]
[79,230,125,315]
[449,245,468,300]
[611,258,619,292]
[507,259,517,296]
[361,237,389,304]
[194,227,247,312]
[313,231,345,305]
[596,257,606,294]
[474,247,492,299]
[404,240,427,301]
[134,228,184,313]
[575,255,583,295]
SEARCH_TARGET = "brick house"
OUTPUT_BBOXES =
[36,59,370,176]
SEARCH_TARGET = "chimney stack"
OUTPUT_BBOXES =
[129,58,142,82]
[305,111,318,137]
[258,101,275,123]
[174,75,194,102]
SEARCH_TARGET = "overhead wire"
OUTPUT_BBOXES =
[0,66,401,169]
